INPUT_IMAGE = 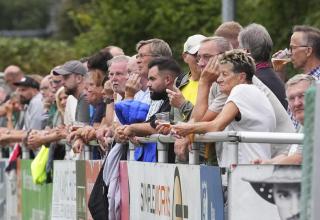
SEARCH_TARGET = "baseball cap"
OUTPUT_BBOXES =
[53,60,87,76]
[13,76,40,90]
[183,34,206,54]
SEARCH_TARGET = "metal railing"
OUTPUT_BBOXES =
[15,131,303,163]
[130,131,303,165]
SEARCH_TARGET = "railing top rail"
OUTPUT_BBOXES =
[136,131,303,145]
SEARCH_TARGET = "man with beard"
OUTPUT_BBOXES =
[96,39,172,150]
[53,60,90,124]
[114,57,181,162]
[0,76,47,154]
[14,76,47,131]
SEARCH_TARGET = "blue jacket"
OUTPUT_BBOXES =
[115,99,156,162]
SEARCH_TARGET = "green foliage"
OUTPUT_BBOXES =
[2,0,320,76]
[0,0,50,29]
[55,0,92,41]
[237,0,320,77]
[72,0,221,60]
[237,0,320,51]
[0,38,77,74]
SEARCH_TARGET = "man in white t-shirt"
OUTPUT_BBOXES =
[172,50,276,165]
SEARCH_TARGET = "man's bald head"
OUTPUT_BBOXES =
[4,65,24,91]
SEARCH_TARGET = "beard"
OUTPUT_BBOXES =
[65,86,76,96]
[19,96,30,105]
[150,90,168,100]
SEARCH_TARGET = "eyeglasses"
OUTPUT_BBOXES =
[289,45,309,53]
[196,52,223,63]
[136,53,158,59]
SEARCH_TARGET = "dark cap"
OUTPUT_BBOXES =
[13,76,40,90]
[53,60,87,76]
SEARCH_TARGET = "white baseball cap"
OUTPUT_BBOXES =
[183,34,206,54]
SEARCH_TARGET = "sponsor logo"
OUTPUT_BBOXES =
[172,167,188,220]
[140,182,170,216]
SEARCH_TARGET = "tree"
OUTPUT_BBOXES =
[0,38,76,74]
[72,0,222,59]
[0,0,50,30]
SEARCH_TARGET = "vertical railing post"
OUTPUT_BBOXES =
[65,143,71,159]
[228,141,239,165]
[228,131,239,165]
[22,144,29,159]
[189,143,200,165]
[129,142,135,161]
[157,141,168,163]
[84,145,91,160]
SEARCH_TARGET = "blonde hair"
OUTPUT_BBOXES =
[55,87,66,120]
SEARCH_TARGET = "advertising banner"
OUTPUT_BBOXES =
[119,161,129,220]
[200,165,224,220]
[5,168,18,220]
[76,160,86,220]
[0,160,6,220]
[20,159,52,220]
[17,160,22,220]
[1,158,19,220]
[127,161,201,220]
[51,160,76,220]
[229,165,301,220]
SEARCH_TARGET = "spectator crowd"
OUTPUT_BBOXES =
[0,22,319,219]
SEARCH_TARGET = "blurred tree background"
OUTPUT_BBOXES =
[0,0,50,29]
[0,0,319,75]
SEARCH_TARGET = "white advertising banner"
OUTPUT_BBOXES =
[6,169,18,220]
[127,161,201,220]
[0,160,6,220]
[51,161,77,220]
[229,165,302,220]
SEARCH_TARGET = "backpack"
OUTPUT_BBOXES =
[88,160,109,220]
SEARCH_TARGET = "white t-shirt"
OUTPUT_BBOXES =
[134,89,151,105]
[210,76,295,160]
[220,84,276,166]
[288,126,303,155]
[64,95,78,126]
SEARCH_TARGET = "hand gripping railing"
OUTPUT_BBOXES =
[130,131,304,165]
[9,131,303,163]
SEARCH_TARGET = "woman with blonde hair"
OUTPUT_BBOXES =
[53,86,68,126]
